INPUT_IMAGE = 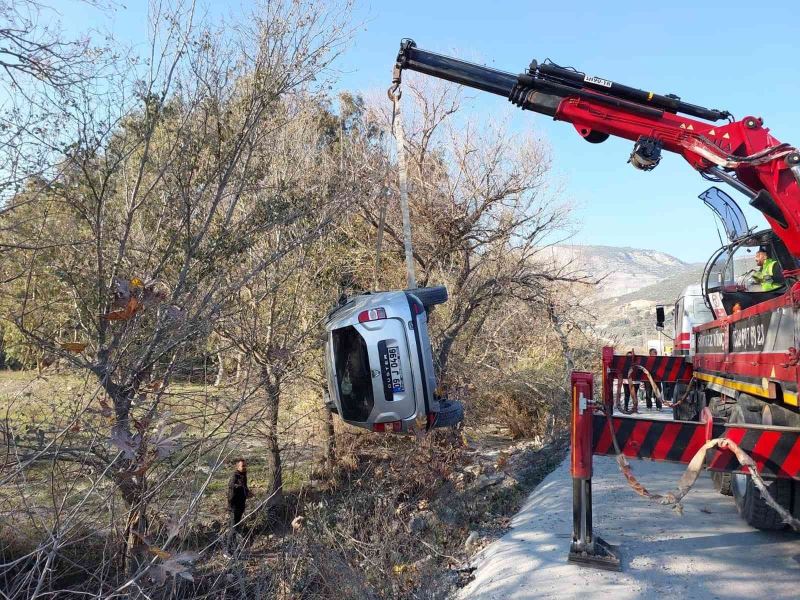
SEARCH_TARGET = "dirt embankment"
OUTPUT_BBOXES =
[188,427,568,599]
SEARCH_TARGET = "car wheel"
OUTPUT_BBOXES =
[428,399,464,429]
[730,404,793,530]
[406,286,448,309]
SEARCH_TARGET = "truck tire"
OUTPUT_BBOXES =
[406,286,448,309]
[730,405,793,530]
[428,399,464,429]
[708,397,733,496]
[794,481,800,520]
[671,383,685,421]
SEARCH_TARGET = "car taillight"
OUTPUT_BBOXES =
[372,421,402,433]
[358,308,387,323]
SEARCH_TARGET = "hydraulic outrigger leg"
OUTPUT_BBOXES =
[568,372,621,571]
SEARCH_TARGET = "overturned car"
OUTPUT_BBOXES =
[324,286,464,433]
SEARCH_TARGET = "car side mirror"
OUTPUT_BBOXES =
[655,305,665,330]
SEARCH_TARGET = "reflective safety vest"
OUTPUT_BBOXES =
[754,258,782,292]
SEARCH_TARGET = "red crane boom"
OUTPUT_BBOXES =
[393,40,800,254]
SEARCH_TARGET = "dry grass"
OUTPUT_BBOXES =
[0,369,568,598]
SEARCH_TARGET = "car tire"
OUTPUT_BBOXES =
[406,286,448,309]
[428,399,464,429]
[708,396,734,496]
[730,404,792,530]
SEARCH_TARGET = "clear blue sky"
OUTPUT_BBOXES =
[53,0,800,262]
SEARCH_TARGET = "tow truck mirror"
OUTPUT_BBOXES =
[655,305,665,330]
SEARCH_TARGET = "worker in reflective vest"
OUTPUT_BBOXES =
[751,246,784,292]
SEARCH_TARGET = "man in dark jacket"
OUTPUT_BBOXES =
[226,458,251,554]
[644,348,663,410]
[622,351,640,413]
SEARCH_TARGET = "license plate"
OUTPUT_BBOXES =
[387,346,404,392]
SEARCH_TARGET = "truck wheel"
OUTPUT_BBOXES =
[672,384,701,421]
[708,397,733,496]
[428,399,464,429]
[730,405,793,530]
[671,383,686,421]
[406,286,448,309]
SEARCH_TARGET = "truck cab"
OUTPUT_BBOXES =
[701,230,793,318]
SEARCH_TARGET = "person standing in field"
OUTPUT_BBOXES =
[226,458,251,555]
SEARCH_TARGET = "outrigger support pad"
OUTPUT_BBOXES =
[568,372,621,571]
[567,478,621,571]
[568,537,621,571]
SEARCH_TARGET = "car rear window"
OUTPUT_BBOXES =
[332,326,374,422]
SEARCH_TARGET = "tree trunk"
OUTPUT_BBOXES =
[323,407,336,471]
[214,351,224,387]
[549,307,574,394]
[437,325,464,385]
[235,352,243,382]
[263,379,283,508]
[436,303,476,385]
[105,380,146,575]
[119,477,149,576]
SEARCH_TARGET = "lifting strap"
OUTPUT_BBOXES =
[373,190,388,289]
[388,82,417,289]
[604,408,800,531]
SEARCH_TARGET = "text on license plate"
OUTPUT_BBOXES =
[387,346,404,393]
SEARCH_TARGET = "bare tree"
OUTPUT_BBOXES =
[0,1,115,212]
[215,101,347,509]
[355,79,588,384]
[0,0,353,593]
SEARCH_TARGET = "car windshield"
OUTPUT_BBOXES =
[332,326,374,422]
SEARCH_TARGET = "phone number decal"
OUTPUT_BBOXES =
[729,313,772,353]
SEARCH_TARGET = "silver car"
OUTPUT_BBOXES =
[324,286,463,433]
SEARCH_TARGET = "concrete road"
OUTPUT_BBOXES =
[458,426,799,599]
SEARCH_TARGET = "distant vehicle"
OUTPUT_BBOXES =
[324,286,463,433]
[672,284,714,356]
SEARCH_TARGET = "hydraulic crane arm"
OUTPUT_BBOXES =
[393,40,800,257]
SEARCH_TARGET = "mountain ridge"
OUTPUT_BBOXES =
[555,243,700,300]
[559,244,703,350]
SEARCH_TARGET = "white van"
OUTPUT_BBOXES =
[673,284,714,356]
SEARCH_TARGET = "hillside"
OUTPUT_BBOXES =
[594,267,704,350]
[558,245,703,350]
[555,244,695,299]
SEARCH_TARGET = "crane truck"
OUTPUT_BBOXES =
[389,39,800,532]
